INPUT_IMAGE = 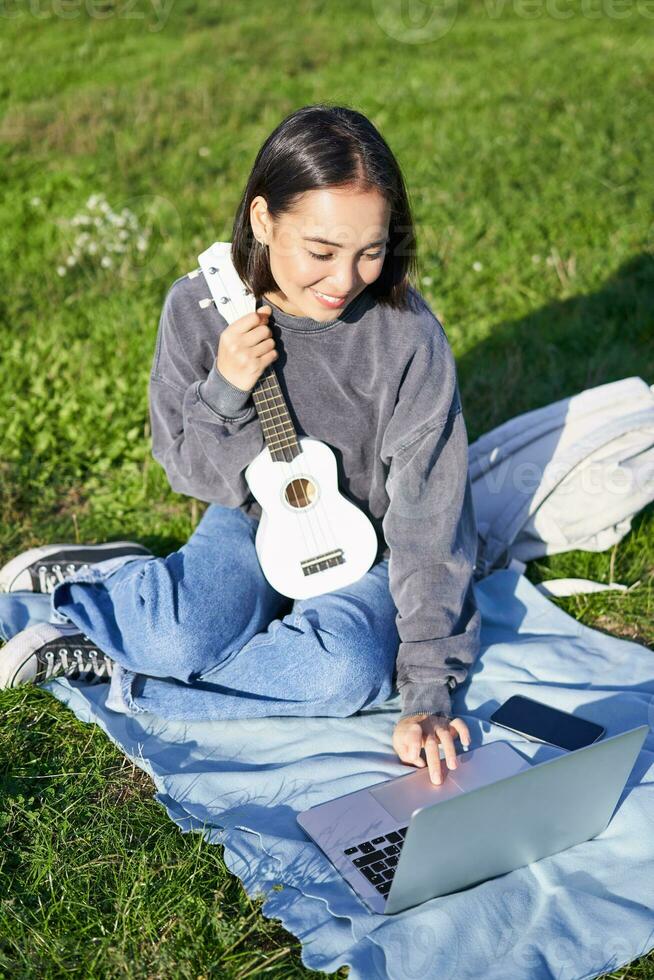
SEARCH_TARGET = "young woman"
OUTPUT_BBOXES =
[0,104,481,786]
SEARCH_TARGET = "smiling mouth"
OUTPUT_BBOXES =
[311,288,349,303]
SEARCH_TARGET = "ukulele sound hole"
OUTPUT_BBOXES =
[284,478,317,509]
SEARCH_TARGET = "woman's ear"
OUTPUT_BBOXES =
[250,195,270,246]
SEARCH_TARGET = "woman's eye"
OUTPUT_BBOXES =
[308,250,384,262]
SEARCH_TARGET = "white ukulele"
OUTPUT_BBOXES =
[189,242,379,600]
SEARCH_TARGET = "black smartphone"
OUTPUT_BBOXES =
[489,694,605,750]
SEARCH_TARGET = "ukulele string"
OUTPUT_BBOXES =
[256,368,325,560]
[256,367,318,548]
[259,364,342,563]
[258,372,337,568]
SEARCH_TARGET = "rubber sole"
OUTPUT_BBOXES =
[0,622,83,688]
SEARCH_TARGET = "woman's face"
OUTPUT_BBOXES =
[249,185,391,320]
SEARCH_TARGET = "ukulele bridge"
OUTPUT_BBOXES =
[301,549,346,577]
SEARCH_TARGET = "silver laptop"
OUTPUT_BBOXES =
[297,726,647,914]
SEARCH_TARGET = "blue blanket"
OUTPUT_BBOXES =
[2,568,653,979]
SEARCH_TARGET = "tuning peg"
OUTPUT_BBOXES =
[198,297,215,309]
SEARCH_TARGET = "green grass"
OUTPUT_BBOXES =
[0,0,653,975]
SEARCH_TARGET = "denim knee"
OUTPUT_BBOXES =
[111,555,222,680]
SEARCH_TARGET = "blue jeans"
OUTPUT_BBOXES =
[47,503,400,720]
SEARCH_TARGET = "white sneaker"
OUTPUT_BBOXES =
[0,541,152,594]
[0,622,114,689]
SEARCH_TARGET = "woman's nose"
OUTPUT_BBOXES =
[331,264,358,294]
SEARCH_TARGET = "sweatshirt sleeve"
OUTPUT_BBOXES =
[149,279,265,507]
[381,327,482,721]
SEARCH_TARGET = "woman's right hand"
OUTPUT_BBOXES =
[215,304,278,392]
[392,713,471,786]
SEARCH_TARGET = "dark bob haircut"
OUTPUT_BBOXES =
[231,103,419,311]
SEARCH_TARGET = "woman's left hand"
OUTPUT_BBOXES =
[392,713,470,786]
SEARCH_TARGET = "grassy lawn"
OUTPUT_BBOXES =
[1,0,652,975]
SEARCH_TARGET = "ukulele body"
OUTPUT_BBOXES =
[245,436,379,599]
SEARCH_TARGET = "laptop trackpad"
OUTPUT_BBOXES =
[369,766,463,822]
[369,741,530,823]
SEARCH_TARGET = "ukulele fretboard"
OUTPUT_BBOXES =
[252,366,301,461]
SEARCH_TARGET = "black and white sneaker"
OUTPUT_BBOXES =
[0,541,152,594]
[0,622,114,689]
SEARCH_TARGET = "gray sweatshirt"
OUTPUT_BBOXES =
[149,269,482,720]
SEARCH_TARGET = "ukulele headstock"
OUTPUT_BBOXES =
[193,241,277,393]
[195,242,257,326]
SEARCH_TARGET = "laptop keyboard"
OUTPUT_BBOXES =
[343,827,408,895]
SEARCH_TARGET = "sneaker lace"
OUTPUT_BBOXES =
[38,562,91,593]
[39,638,113,683]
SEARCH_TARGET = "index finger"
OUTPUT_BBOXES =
[424,734,443,785]
[436,727,458,771]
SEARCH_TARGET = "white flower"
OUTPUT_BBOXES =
[531,254,541,264]
[421,275,433,285]
[30,196,42,206]
[56,265,67,276]
[198,146,210,157]
[472,261,483,272]
[61,196,153,272]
